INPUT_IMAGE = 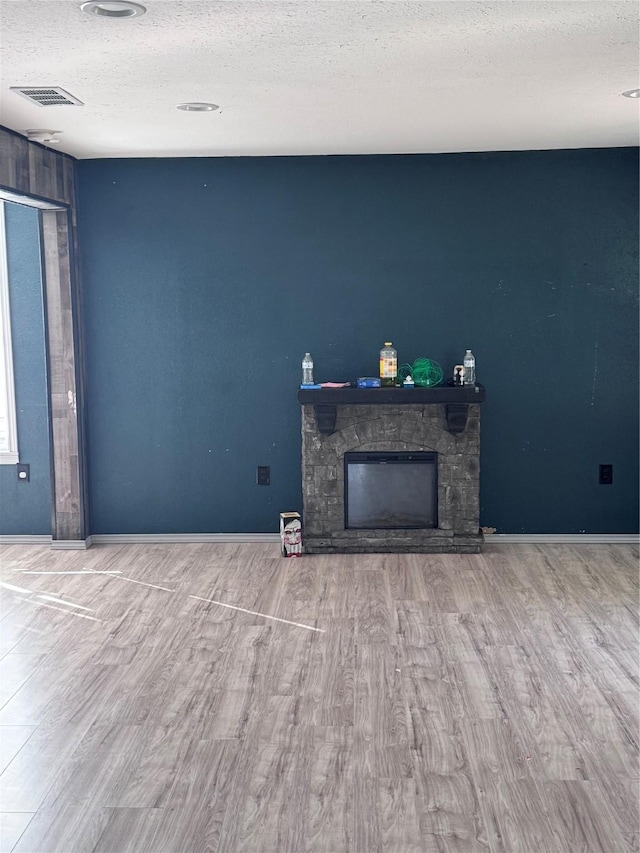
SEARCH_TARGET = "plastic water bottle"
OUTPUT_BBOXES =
[379,342,398,387]
[463,349,476,385]
[302,353,314,385]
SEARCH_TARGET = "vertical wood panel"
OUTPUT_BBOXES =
[1,126,74,206]
[1,125,87,542]
[41,210,84,538]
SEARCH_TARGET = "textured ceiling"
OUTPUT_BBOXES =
[0,0,638,159]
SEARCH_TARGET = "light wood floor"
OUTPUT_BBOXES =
[0,542,637,853]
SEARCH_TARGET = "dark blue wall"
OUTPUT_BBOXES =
[0,203,51,535]
[77,148,639,535]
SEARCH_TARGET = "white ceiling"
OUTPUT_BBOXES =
[0,0,638,159]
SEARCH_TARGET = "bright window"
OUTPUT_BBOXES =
[0,202,19,464]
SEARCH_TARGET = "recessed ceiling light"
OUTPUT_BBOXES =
[176,102,219,112]
[81,1,146,18]
[621,89,640,98]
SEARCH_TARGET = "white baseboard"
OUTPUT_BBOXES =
[0,536,93,549]
[1,533,636,548]
[50,537,93,550]
[0,535,51,544]
[90,533,281,544]
[489,534,639,544]
[0,533,280,547]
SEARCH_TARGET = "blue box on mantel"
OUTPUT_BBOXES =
[357,377,381,388]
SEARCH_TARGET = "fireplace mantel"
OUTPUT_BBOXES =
[298,385,486,436]
[298,385,485,405]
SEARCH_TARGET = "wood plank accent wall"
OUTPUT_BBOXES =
[0,126,88,542]
[0,128,76,207]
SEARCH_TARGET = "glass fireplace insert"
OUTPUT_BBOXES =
[344,451,438,529]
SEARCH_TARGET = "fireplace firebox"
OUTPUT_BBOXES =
[344,452,437,530]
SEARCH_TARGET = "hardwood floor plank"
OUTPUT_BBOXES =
[461,718,533,784]
[220,741,297,853]
[316,557,356,620]
[254,694,299,745]
[0,718,97,812]
[302,619,355,726]
[286,725,353,853]
[417,775,488,849]
[92,808,164,853]
[419,831,490,853]
[105,724,193,808]
[37,722,144,812]
[250,622,314,698]
[475,779,566,853]
[11,804,111,853]
[396,602,438,648]
[354,643,412,778]
[0,813,33,853]
[479,644,588,781]
[377,778,423,853]
[112,740,242,853]
[419,555,460,612]
[353,775,380,853]
[281,558,320,606]
[0,727,36,775]
[355,569,394,644]
[540,780,630,853]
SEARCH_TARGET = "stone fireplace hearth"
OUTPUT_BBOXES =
[299,387,485,554]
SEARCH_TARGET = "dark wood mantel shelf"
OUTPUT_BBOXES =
[298,385,485,405]
[298,384,486,436]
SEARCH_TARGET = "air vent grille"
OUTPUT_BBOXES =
[10,87,84,106]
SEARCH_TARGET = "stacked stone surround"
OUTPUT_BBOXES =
[301,403,482,554]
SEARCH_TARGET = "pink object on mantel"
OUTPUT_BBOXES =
[319,382,350,388]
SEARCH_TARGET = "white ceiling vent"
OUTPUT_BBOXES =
[9,87,83,107]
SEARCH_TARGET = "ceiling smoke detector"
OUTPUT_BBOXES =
[10,87,83,106]
[176,103,219,112]
[81,1,146,17]
[25,129,62,144]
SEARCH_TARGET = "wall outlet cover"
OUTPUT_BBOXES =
[599,464,613,485]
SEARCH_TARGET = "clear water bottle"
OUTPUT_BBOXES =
[379,342,398,387]
[302,352,314,385]
[463,349,476,385]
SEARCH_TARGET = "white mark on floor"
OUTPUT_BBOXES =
[90,570,175,593]
[188,594,325,633]
[20,570,123,575]
[37,594,94,612]
[19,598,102,622]
[0,582,34,594]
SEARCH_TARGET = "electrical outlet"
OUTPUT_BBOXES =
[599,464,613,485]
[257,466,270,486]
[17,463,30,482]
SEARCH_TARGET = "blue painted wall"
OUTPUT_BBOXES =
[77,148,639,534]
[0,203,51,535]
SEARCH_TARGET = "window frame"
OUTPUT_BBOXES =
[0,202,19,464]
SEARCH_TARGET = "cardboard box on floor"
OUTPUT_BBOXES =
[280,512,303,557]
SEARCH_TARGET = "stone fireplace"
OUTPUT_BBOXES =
[299,387,485,553]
